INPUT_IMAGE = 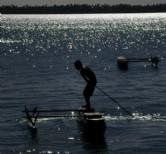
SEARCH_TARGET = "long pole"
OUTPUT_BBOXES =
[23,115,80,118]
[96,86,133,117]
[22,109,82,113]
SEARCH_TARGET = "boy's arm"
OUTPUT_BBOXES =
[81,71,89,82]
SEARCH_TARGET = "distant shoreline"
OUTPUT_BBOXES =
[1,4,166,14]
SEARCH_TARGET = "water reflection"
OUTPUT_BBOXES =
[24,127,39,153]
[80,127,108,154]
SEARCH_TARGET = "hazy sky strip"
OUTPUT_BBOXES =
[1,0,166,6]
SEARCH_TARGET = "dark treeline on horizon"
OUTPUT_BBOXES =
[1,4,166,14]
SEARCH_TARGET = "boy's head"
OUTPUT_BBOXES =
[74,60,83,70]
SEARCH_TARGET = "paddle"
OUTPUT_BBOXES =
[96,86,134,117]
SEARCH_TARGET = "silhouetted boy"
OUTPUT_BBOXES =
[74,60,97,110]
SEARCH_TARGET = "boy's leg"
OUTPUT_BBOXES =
[84,95,91,110]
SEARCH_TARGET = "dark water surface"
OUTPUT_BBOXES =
[0,13,166,153]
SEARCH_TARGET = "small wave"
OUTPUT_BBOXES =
[0,39,21,44]
[104,113,166,122]
[20,114,77,124]
[20,112,166,125]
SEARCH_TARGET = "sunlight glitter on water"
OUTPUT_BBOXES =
[1,13,166,154]
[104,113,166,122]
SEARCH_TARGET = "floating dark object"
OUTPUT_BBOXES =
[77,107,106,136]
[117,56,160,70]
[117,56,128,70]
